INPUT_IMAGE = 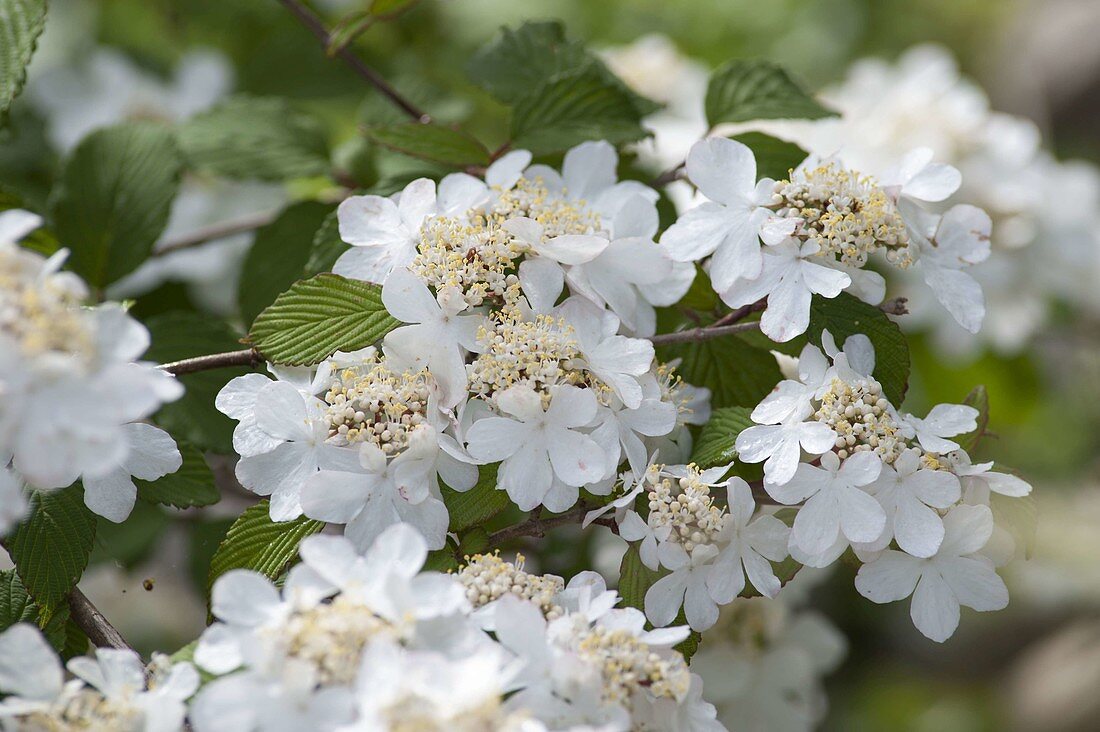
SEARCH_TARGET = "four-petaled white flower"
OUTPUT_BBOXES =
[735,409,837,486]
[465,384,606,511]
[911,204,992,334]
[899,403,979,454]
[712,478,791,599]
[767,451,885,556]
[855,503,1008,642]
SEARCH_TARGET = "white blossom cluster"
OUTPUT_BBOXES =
[662,137,990,341]
[217,142,710,551]
[184,523,722,731]
[0,210,184,534]
[727,45,1100,355]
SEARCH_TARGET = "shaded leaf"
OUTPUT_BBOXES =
[304,208,346,276]
[691,407,754,469]
[617,544,661,612]
[658,330,782,410]
[365,123,490,167]
[706,59,835,127]
[206,501,324,595]
[955,385,989,453]
[443,464,508,533]
[730,132,807,181]
[246,273,399,366]
[137,441,219,509]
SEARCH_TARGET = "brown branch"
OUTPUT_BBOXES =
[68,588,134,652]
[154,210,280,257]
[649,321,760,346]
[651,163,684,188]
[489,505,614,545]
[157,349,261,375]
[277,0,430,123]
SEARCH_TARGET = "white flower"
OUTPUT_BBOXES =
[911,204,992,333]
[859,448,961,557]
[0,623,198,731]
[899,403,979,454]
[301,426,452,550]
[645,542,725,631]
[465,384,606,512]
[855,503,1009,642]
[767,451,885,556]
[556,297,655,409]
[381,266,483,408]
[502,215,609,315]
[946,450,1032,502]
[712,478,791,599]
[718,238,851,342]
[660,138,778,291]
[81,422,182,523]
[734,410,837,486]
[878,147,962,208]
[333,175,487,284]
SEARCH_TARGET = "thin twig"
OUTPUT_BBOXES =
[649,321,760,346]
[277,0,431,123]
[157,349,261,376]
[68,588,134,652]
[651,163,684,187]
[710,298,767,328]
[154,210,280,257]
[489,505,613,545]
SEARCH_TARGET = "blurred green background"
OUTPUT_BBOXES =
[3,1,1099,730]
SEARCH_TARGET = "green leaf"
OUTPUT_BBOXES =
[178,96,330,181]
[730,132,807,181]
[206,501,324,595]
[50,123,182,288]
[304,209,347,276]
[247,273,400,366]
[706,59,835,127]
[511,64,649,155]
[238,201,332,326]
[657,331,782,410]
[675,630,702,664]
[0,0,47,116]
[807,293,910,405]
[0,186,58,256]
[444,464,509,533]
[0,569,83,655]
[365,124,490,168]
[468,21,591,104]
[5,486,97,610]
[137,441,219,509]
[617,544,661,612]
[691,407,755,469]
[423,548,460,573]
[145,312,249,454]
[955,385,989,453]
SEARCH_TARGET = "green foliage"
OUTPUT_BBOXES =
[706,59,835,127]
[246,273,400,366]
[691,407,755,469]
[304,208,346,276]
[206,501,324,595]
[956,385,989,453]
[177,96,330,181]
[0,0,47,116]
[658,332,783,410]
[238,201,332,326]
[0,186,58,256]
[730,132,807,181]
[468,21,591,103]
[365,123,490,168]
[51,123,182,288]
[137,441,220,509]
[0,569,85,656]
[145,312,249,454]
[5,486,97,611]
[510,64,649,155]
[444,464,509,533]
[617,544,661,613]
[808,293,911,405]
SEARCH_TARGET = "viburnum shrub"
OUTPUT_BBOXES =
[0,3,1035,731]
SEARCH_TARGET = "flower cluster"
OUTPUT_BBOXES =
[185,523,722,731]
[735,331,1030,641]
[0,623,198,730]
[218,142,708,549]
[661,137,990,341]
[0,210,184,533]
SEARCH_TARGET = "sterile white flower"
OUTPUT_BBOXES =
[465,384,606,511]
[855,503,1009,642]
[734,410,837,486]
[899,402,979,454]
[766,451,885,556]
[712,478,791,599]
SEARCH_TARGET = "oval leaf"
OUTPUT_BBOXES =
[706,59,835,127]
[366,123,490,167]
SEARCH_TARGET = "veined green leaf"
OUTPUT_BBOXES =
[206,501,324,595]
[444,464,508,533]
[706,59,835,127]
[137,441,219,509]
[365,123,490,167]
[730,132,808,181]
[0,0,47,116]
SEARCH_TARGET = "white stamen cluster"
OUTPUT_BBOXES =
[655,362,694,423]
[0,244,95,363]
[813,377,905,462]
[322,359,431,454]
[772,163,912,268]
[566,619,692,703]
[277,595,399,686]
[466,307,587,401]
[645,465,727,552]
[491,178,604,239]
[410,215,524,308]
[456,552,565,620]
